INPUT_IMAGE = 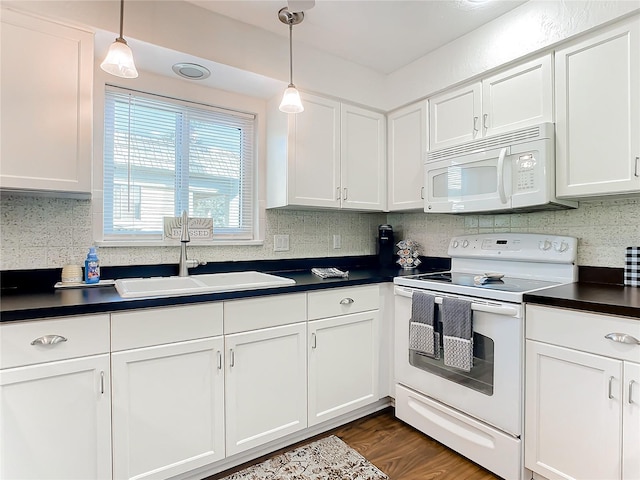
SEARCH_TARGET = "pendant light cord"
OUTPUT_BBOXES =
[288,22,294,87]
[118,0,125,41]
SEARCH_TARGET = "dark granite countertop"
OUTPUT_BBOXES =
[0,256,451,323]
[524,282,640,319]
[4,255,638,322]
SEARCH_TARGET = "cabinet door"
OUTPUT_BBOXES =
[555,16,640,197]
[525,340,622,480]
[0,355,111,480]
[290,93,341,208]
[225,322,307,456]
[624,361,640,480]
[387,101,428,211]
[112,337,225,480]
[308,310,379,426]
[340,104,386,210]
[0,9,92,196]
[429,83,481,150]
[482,54,552,137]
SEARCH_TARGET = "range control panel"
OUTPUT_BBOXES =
[448,233,577,263]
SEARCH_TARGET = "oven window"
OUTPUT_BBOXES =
[409,322,495,396]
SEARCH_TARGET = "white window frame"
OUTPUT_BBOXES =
[100,84,258,243]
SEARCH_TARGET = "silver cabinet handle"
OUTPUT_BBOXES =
[229,349,235,368]
[635,156,639,177]
[311,333,317,349]
[100,371,105,395]
[609,376,615,399]
[343,188,348,200]
[630,379,636,404]
[483,113,488,130]
[473,116,479,133]
[31,335,68,346]
[605,333,640,345]
[336,187,341,200]
[420,186,425,199]
[339,297,354,305]
[217,351,222,370]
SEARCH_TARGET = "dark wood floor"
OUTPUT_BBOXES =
[208,408,500,480]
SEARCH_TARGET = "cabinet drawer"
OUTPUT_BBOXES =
[111,303,223,351]
[0,314,110,369]
[526,305,640,363]
[224,293,306,334]
[308,285,379,320]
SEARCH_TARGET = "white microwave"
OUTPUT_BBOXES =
[424,123,577,213]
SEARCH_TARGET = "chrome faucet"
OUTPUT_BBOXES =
[178,210,206,276]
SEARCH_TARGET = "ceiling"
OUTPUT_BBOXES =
[186,0,528,74]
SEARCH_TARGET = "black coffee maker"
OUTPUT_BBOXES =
[378,225,395,268]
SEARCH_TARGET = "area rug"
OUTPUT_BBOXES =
[219,435,388,480]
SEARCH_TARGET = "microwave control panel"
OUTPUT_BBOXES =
[514,152,537,192]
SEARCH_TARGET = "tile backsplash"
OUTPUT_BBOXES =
[1,195,638,270]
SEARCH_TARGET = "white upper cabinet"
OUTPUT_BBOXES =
[267,92,386,211]
[0,9,93,197]
[340,104,386,210]
[555,15,640,198]
[267,93,341,209]
[387,101,428,211]
[429,83,481,150]
[429,54,553,150]
[482,54,553,137]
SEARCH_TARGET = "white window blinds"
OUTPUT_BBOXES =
[103,86,256,241]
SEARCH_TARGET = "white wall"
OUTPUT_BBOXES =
[2,0,387,109]
[385,0,640,110]
[5,0,638,111]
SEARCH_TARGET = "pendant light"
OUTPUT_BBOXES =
[278,7,304,113]
[101,0,138,79]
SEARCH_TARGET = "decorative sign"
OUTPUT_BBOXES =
[163,216,214,240]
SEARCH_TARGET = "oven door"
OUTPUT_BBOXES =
[424,146,512,213]
[394,285,522,436]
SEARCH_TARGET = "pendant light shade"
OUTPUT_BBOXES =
[278,8,304,113]
[101,0,138,79]
[279,85,304,113]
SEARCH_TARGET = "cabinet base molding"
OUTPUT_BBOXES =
[174,398,392,480]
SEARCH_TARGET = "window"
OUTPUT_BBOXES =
[103,86,256,241]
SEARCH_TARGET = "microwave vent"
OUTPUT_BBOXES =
[426,123,554,162]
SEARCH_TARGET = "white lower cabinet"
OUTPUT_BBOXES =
[307,285,381,426]
[224,322,307,456]
[526,341,623,480]
[0,315,111,480]
[110,304,225,480]
[624,361,640,480]
[1,286,388,480]
[111,338,225,480]
[525,305,640,480]
[308,310,379,426]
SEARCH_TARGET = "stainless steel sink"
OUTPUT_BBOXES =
[115,271,295,299]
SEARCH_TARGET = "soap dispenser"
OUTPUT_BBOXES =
[84,246,100,284]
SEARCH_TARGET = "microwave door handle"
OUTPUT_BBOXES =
[497,147,508,204]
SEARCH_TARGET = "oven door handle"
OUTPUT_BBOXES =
[395,287,519,317]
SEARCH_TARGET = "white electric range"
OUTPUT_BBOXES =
[393,233,577,480]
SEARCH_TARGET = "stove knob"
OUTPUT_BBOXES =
[539,240,552,251]
[452,240,459,248]
[554,241,569,252]
[462,240,469,248]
